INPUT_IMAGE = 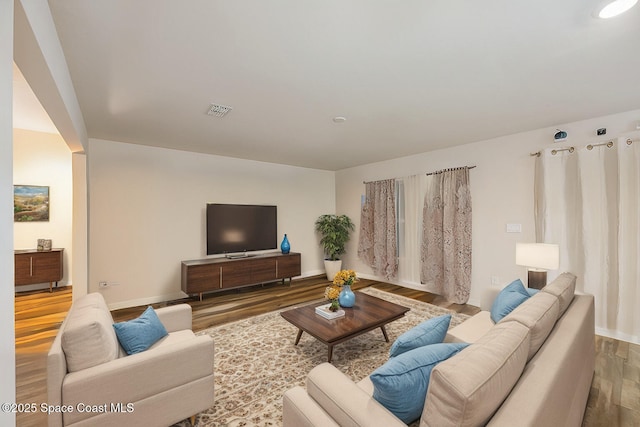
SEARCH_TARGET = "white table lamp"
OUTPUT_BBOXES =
[515,243,560,289]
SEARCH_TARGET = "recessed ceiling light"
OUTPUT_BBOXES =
[332,116,347,123]
[597,0,638,18]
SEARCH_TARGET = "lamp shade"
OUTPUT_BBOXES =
[515,243,560,271]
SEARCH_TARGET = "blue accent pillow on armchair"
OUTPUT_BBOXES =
[113,306,168,355]
[389,314,452,357]
[490,279,531,323]
[371,342,469,424]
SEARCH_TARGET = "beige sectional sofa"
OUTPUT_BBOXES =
[47,293,214,427]
[283,273,595,427]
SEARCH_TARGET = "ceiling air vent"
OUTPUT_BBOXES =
[206,103,233,118]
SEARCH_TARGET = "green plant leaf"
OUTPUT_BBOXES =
[315,214,354,260]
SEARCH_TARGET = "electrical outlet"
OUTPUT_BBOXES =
[99,281,108,288]
[506,223,522,233]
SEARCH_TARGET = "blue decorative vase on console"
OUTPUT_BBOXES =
[338,285,355,308]
[280,234,290,254]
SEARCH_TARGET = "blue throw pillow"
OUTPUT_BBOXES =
[370,342,469,424]
[490,279,531,323]
[526,288,540,297]
[389,314,452,357]
[113,306,168,355]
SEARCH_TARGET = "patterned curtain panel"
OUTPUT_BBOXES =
[358,179,398,280]
[421,168,472,304]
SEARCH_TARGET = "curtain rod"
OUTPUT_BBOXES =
[363,165,476,184]
[425,165,476,176]
[587,141,613,150]
[530,138,636,157]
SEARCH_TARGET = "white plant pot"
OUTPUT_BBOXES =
[324,260,343,282]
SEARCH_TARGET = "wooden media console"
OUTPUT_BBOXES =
[181,252,301,300]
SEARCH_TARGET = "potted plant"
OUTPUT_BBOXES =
[314,214,355,280]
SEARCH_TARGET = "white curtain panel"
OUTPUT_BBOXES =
[397,174,428,285]
[535,135,640,343]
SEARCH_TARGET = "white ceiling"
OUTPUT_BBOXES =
[12,63,59,135]
[15,1,640,170]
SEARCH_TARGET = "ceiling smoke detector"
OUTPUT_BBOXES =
[207,103,233,118]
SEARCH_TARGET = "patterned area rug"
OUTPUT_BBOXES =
[186,288,469,426]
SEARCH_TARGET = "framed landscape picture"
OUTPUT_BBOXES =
[14,185,50,222]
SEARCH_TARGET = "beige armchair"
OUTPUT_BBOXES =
[47,293,214,427]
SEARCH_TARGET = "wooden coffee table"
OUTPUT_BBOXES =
[280,291,410,362]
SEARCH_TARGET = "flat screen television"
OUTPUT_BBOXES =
[206,203,277,255]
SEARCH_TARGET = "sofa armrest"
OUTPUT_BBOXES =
[62,335,213,411]
[155,304,192,332]
[305,363,406,427]
[445,311,494,343]
[47,327,67,427]
[480,286,502,311]
[283,386,340,427]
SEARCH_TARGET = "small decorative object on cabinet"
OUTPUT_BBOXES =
[37,239,52,251]
[281,234,290,254]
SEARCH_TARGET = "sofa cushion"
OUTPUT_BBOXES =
[61,299,119,372]
[371,343,469,424]
[541,272,576,316]
[499,292,560,360]
[444,311,493,344]
[71,292,111,312]
[113,306,168,355]
[490,279,531,323]
[389,314,452,357]
[421,321,530,427]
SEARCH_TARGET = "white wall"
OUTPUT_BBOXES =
[14,0,87,152]
[336,108,640,307]
[88,139,335,308]
[13,129,73,291]
[72,152,88,300]
[1,0,15,423]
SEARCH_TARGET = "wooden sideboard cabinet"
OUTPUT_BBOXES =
[181,252,301,300]
[15,248,64,292]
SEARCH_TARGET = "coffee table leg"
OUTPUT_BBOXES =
[328,345,333,363]
[294,329,304,345]
[380,325,390,342]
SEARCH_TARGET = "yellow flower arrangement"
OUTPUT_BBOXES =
[324,285,341,301]
[324,285,342,311]
[323,271,357,312]
[332,269,358,287]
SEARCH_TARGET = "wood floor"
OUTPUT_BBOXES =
[14,277,639,426]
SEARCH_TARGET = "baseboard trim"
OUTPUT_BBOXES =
[105,291,189,311]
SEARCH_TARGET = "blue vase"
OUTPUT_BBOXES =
[338,284,355,308]
[280,234,290,254]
